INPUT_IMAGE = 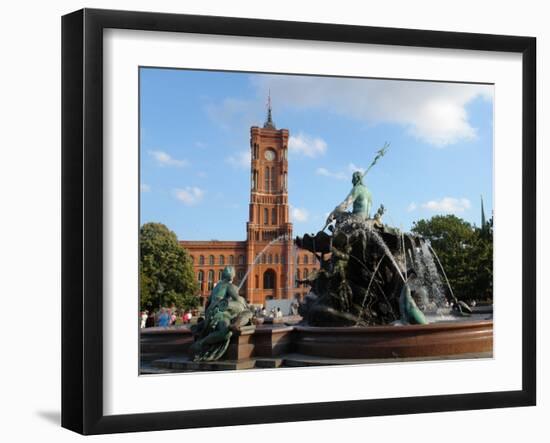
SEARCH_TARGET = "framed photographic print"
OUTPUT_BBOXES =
[61,8,536,435]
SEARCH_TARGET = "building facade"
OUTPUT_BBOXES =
[180,106,319,306]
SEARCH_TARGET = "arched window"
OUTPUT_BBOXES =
[252,170,258,190]
[271,166,276,191]
[237,270,244,281]
[275,254,279,264]
[219,255,224,265]
[263,270,276,289]
[304,269,309,279]
[268,254,273,264]
[229,255,234,265]
[199,255,205,265]
[294,269,300,287]
[281,255,285,265]
[304,255,309,265]
[190,255,195,264]
[271,207,277,225]
[209,255,214,265]
[238,255,245,265]
[265,166,270,191]
[207,270,214,291]
[262,254,266,264]
[296,255,300,265]
[264,208,269,225]
[198,270,204,287]
[218,269,223,281]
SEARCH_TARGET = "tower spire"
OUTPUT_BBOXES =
[264,90,276,129]
[481,195,486,228]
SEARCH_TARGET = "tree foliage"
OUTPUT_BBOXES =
[139,222,199,311]
[411,214,493,302]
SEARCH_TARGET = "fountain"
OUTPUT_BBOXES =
[145,145,492,371]
[289,146,492,360]
[295,216,470,326]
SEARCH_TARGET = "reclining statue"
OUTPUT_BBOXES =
[190,266,253,361]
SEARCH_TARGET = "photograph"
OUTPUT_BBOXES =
[138,68,494,374]
[1,0,543,439]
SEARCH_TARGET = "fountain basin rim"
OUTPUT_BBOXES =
[295,320,493,334]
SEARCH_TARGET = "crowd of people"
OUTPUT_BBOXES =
[139,307,196,328]
[254,305,284,319]
[140,299,301,329]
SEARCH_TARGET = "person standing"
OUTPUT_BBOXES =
[140,311,148,328]
[158,308,170,327]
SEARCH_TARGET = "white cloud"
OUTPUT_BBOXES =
[288,133,327,157]
[290,206,309,222]
[149,150,188,167]
[173,187,205,205]
[407,202,417,212]
[316,167,347,180]
[140,183,151,193]
[421,197,471,213]
[252,76,493,147]
[226,150,251,169]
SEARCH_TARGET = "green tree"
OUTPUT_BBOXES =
[411,214,493,302]
[140,222,199,312]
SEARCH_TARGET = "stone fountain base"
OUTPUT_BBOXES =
[293,321,493,359]
[141,319,493,372]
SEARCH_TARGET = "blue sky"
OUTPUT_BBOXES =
[140,68,493,241]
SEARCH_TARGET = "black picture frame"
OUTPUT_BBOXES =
[61,8,536,435]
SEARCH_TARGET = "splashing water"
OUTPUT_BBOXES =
[427,243,458,306]
[418,241,446,307]
[288,241,299,292]
[368,229,406,283]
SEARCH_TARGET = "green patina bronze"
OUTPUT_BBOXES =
[323,143,389,230]
[324,171,373,226]
[399,283,428,325]
[190,266,252,361]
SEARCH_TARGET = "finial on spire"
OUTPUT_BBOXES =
[264,90,276,129]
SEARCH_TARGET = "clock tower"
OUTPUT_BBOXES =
[245,97,294,303]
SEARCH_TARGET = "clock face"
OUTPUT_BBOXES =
[264,149,275,161]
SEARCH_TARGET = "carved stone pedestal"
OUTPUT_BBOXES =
[223,325,257,361]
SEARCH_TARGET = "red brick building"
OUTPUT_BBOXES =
[180,105,319,306]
